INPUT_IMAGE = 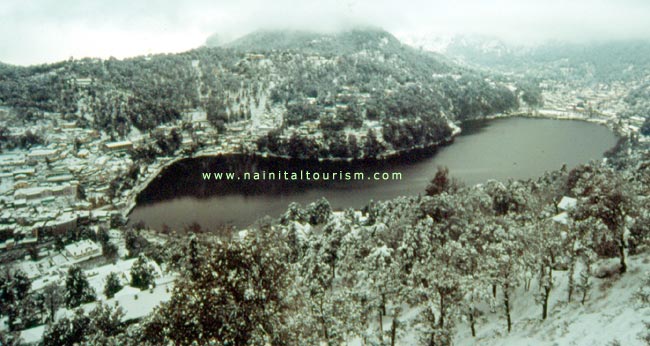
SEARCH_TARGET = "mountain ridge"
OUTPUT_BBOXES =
[0,27,526,159]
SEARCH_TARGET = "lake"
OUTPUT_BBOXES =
[128,117,618,230]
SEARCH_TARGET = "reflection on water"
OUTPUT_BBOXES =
[129,118,617,230]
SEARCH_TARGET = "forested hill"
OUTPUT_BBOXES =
[224,28,450,65]
[224,29,409,54]
[0,29,532,156]
[445,37,650,83]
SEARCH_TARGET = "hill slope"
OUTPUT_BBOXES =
[0,29,526,158]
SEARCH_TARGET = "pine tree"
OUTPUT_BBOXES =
[140,229,293,346]
[348,134,360,159]
[130,255,156,290]
[426,166,462,196]
[363,244,402,344]
[488,221,524,333]
[577,262,592,306]
[42,308,90,346]
[42,303,125,346]
[0,267,32,330]
[363,129,384,159]
[280,202,308,225]
[187,235,203,281]
[124,229,150,258]
[39,283,64,322]
[104,272,124,299]
[570,165,638,273]
[65,266,96,309]
[86,302,126,339]
[531,220,564,320]
[307,197,332,225]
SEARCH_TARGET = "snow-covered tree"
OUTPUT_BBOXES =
[484,220,525,333]
[280,202,309,225]
[0,267,32,330]
[412,239,468,346]
[130,254,156,290]
[364,244,397,344]
[307,197,332,225]
[140,228,293,345]
[43,308,90,346]
[104,272,123,299]
[426,166,462,196]
[484,180,528,216]
[629,201,650,255]
[39,283,64,323]
[85,302,126,341]
[124,228,150,258]
[186,234,203,281]
[42,303,125,346]
[65,266,96,309]
[296,283,356,345]
[570,165,639,273]
[530,220,565,320]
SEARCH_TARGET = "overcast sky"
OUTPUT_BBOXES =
[2,0,650,65]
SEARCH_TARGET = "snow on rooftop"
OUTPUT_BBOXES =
[0,153,25,161]
[64,239,101,260]
[27,148,59,157]
[16,261,42,279]
[19,325,46,345]
[557,196,577,211]
[49,254,69,267]
[552,211,570,225]
[104,140,133,150]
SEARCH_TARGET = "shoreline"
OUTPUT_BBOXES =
[475,108,627,137]
[120,110,625,222]
[121,121,461,219]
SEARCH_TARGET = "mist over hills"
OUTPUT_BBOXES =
[223,28,415,54]
[0,28,531,159]
[3,23,650,346]
[212,28,455,72]
[400,33,650,83]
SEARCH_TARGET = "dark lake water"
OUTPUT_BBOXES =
[129,117,617,230]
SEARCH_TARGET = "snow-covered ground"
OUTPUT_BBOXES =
[19,268,175,344]
[455,254,650,346]
[10,232,175,344]
[346,253,650,346]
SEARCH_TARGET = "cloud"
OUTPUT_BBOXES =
[1,0,650,65]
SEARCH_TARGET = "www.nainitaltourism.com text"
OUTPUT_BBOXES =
[201,171,402,181]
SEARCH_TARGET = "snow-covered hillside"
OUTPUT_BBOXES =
[454,254,650,346]
[344,252,650,345]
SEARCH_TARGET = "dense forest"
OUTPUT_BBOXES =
[3,151,649,345]
[0,29,537,159]
[3,29,650,345]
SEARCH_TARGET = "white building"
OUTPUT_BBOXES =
[0,154,26,167]
[103,141,133,152]
[14,183,78,201]
[557,196,578,211]
[64,240,101,261]
[552,196,579,225]
[27,148,60,162]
